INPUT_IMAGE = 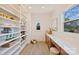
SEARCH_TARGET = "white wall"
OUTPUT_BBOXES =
[53,5,79,40]
[57,13,79,40]
[25,12,53,43]
[23,4,77,43]
[30,12,52,41]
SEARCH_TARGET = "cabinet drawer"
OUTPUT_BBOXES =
[45,35,53,48]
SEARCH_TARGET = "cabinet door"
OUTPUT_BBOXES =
[45,35,48,43]
[45,35,53,48]
[51,40,61,51]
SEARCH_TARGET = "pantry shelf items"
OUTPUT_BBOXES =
[0,8,27,55]
[0,12,15,20]
[0,16,20,27]
[0,16,19,23]
[0,33,20,46]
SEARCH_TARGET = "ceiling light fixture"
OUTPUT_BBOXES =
[41,6,45,9]
[28,6,32,9]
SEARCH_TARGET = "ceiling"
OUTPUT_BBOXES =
[0,4,73,19]
[21,4,73,13]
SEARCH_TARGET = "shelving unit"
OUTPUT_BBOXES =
[0,16,20,23]
[18,19,27,55]
[0,39,20,55]
[0,8,27,55]
[3,44,20,55]
[0,35,20,46]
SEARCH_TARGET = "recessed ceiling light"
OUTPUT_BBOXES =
[28,6,32,9]
[41,6,45,8]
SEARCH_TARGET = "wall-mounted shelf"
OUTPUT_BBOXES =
[0,26,20,28]
[4,45,20,55]
[0,7,27,55]
[0,40,20,55]
[0,16,20,24]
[0,35,20,46]
[0,32,20,37]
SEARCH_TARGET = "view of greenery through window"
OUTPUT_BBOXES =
[64,5,79,33]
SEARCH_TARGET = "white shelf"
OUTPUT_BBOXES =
[12,47,21,55]
[0,32,20,37]
[17,42,27,55]
[0,13,27,55]
[0,35,21,46]
[21,40,26,45]
[21,30,26,31]
[0,25,20,28]
[21,35,26,37]
[14,40,27,55]
[4,45,20,55]
[8,46,20,55]
[0,16,20,24]
[21,42,27,51]
[0,40,20,55]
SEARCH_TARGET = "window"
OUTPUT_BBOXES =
[36,22,40,30]
[64,5,79,33]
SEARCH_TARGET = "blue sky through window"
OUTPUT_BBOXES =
[65,5,79,21]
